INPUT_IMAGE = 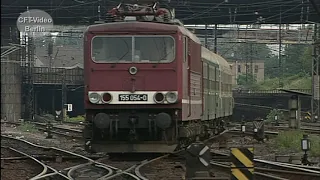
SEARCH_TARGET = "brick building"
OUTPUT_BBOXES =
[228,59,265,85]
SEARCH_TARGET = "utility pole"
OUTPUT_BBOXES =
[250,42,253,83]
[205,24,208,48]
[48,36,53,69]
[245,42,248,83]
[278,6,283,88]
[61,70,67,122]
[214,24,218,53]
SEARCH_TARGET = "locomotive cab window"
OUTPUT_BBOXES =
[92,37,132,62]
[91,36,175,63]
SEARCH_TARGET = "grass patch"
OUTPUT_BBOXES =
[251,74,312,90]
[309,135,320,156]
[65,115,85,122]
[17,123,38,133]
[273,130,320,156]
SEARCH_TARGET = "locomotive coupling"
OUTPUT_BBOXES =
[129,116,138,125]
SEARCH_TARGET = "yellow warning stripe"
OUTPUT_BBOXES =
[231,168,254,180]
[232,148,253,167]
[247,148,254,154]
[232,168,248,180]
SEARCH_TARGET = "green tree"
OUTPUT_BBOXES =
[218,42,272,61]
[264,44,312,78]
[264,54,279,78]
[299,47,313,75]
[237,74,256,86]
[282,44,306,76]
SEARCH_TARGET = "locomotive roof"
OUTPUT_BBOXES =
[86,21,201,44]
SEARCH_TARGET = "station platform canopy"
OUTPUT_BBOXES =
[1,0,320,25]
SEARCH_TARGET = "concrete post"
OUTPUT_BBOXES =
[288,95,299,129]
[296,97,301,129]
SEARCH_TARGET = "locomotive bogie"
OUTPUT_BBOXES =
[84,109,180,152]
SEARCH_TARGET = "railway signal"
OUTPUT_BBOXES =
[274,115,279,126]
[301,134,311,165]
[185,142,212,179]
[253,118,265,141]
[55,110,62,121]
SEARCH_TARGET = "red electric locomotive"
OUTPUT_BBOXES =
[83,2,233,153]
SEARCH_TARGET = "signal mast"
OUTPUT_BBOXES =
[108,0,175,23]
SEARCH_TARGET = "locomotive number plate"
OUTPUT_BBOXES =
[119,94,148,101]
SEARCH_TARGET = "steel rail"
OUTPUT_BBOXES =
[273,162,320,171]
[210,161,289,180]
[32,165,71,180]
[1,136,73,180]
[1,121,83,138]
[1,146,48,179]
[254,159,320,174]
[36,127,82,139]
[66,163,113,179]
[211,152,320,174]
[1,135,139,179]
[98,164,138,180]
[210,151,320,178]
[67,162,95,178]
[203,129,232,144]
[32,163,93,179]
[134,154,171,180]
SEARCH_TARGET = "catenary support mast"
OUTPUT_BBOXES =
[312,23,320,122]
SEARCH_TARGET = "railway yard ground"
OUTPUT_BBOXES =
[1,120,320,180]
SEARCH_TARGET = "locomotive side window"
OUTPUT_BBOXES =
[91,36,175,63]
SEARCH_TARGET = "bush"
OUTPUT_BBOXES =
[266,109,285,123]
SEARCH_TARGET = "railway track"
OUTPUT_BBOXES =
[3,120,318,179]
[210,151,320,180]
[1,121,83,139]
[32,122,83,139]
[1,135,142,180]
[230,122,320,135]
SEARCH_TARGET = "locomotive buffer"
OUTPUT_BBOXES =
[185,142,212,179]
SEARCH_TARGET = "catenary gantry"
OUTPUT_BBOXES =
[1,0,320,25]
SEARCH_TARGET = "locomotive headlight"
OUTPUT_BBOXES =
[154,92,165,103]
[89,92,100,103]
[165,92,178,103]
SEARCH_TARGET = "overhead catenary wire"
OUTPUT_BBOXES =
[1,0,316,21]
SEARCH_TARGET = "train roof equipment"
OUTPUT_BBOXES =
[107,1,183,25]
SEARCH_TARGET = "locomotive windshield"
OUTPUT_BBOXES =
[91,36,175,63]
